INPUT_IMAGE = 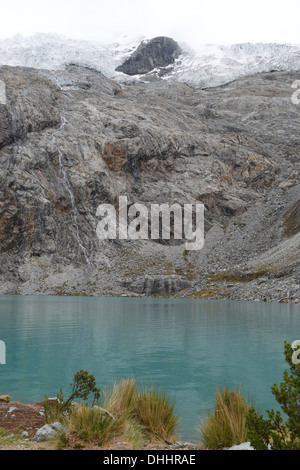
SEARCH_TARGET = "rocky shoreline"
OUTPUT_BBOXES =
[0,400,199,451]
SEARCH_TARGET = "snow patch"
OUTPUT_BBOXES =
[0,34,300,89]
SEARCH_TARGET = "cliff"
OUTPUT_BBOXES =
[0,63,299,301]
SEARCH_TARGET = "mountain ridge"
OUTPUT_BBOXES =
[1,33,300,88]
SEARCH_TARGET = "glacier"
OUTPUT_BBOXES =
[0,33,300,88]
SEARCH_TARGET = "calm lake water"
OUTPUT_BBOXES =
[0,295,299,441]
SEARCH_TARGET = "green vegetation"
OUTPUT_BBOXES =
[8,341,298,451]
[199,342,300,450]
[44,375,178,450]
[2,346,299,450]
[208,268,269,284]
[198,387,251,449]
[136,387,178,441]
[0,427,26,448]
[104,378,137,418]
[44,370,101,424]
[53,428,68,451]
[187,287,223,299]
[68,404,123,443]
[246,341,300,450]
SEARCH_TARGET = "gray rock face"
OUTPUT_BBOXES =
[0,67,60,149]
[32,422,65,442]
[116,37,182,75]
[0,64,299,302]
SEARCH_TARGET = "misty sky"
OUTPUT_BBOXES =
[0,0,299,47]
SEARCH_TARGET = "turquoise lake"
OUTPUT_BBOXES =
[0,295,299,441]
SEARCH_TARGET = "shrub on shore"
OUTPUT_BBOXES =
[136,387,178,441]
[43,370,100,426]
[103,379,178,441]
[45,375,178,449]
[246,341,300,450]
[198,387,251,449]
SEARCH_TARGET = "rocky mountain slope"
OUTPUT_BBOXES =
[0,37,300,302]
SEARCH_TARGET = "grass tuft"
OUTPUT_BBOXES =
[136,387,178,441]
[104,378,137,418]
[198,387,251,450]
[53,378,178,449]
[68,404,123,443]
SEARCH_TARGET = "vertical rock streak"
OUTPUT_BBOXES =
[51,116,91,265]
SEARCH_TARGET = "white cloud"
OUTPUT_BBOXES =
[0,0,299,47]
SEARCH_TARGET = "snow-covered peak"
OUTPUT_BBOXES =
[0,33,299,88]
[166,42,300,88]
[0,33,142,77]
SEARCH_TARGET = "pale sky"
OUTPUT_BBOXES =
[0,0,299,47]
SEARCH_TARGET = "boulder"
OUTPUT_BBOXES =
[32,422,65,442]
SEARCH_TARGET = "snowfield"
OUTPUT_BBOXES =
[0,33,300,88]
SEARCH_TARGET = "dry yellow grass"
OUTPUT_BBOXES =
[60,378,178,450]
[198,388,251,450]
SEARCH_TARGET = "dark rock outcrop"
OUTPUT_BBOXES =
[116,37,182,75]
